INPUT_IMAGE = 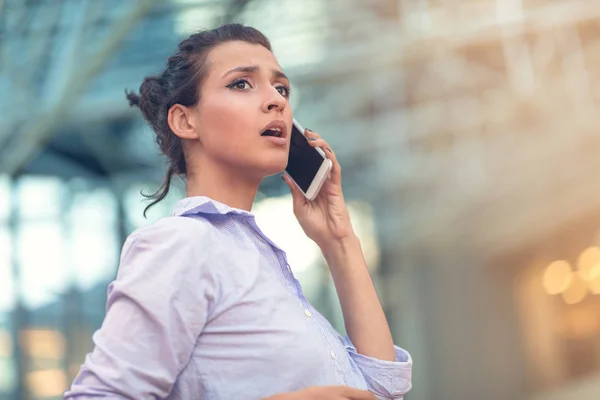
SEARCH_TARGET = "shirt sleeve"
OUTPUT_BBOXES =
[64,217,217,399]
[342,335,413,400]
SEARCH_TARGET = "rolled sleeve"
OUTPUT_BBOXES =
[343,336,412,399]
[65,217,217,399]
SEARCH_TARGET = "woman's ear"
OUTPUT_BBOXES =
[168,104,199,140]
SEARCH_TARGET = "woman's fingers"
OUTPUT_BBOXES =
[305,129,341,184]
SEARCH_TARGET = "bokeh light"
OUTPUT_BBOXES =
[543,260,573,295]
[561,274,588,305]
[577,246,600,281]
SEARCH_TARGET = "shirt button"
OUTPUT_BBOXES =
[304,309,312,317]
[330,350,336,359]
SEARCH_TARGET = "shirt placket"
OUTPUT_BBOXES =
[245,217,349,385]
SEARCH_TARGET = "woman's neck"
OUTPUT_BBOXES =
[185,160,260,211]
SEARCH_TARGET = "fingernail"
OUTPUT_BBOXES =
[308,138,317,141]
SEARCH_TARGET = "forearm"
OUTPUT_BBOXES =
[321,234,396,362]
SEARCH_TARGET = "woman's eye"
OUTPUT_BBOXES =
[276,85,291,98]
[228,80,252,90]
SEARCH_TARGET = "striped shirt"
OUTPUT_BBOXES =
[65,196,412,399]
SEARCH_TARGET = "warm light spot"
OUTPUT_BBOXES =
[19,329,65,360]
[589,275,600,294]
[588,263,600,281]
[561,275,588,305]
[26,369,67,397]
[543,260,573,294]
[0,330,12,358]
[577,246,600,281]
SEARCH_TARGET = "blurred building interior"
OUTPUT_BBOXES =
[2,0,600,399]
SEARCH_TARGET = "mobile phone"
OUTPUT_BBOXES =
[285,119,332,201]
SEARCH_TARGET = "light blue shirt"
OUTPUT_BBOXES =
[65,196,412,399]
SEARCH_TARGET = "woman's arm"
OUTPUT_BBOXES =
[283,129,412,399]
[282,128,395,361]
[320,235,396,361]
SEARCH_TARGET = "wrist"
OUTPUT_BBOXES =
[320,234,361,265]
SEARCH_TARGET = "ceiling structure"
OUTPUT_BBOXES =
[2,0,600,258]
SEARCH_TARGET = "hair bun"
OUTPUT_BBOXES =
[125,90,141,107]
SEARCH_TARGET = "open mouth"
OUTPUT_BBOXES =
[261,128,284,138]
[260,120,288,140]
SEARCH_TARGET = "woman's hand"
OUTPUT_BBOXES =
[264,386,376,400]
[282,129,355,250]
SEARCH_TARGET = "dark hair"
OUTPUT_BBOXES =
[126,24,272,217]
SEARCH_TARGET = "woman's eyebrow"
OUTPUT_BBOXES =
[222,65,289,82]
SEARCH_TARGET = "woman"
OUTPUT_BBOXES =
[65,24,412,400]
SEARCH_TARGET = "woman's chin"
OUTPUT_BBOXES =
[259,160,288,178]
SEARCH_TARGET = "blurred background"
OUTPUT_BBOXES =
[2,0,600,399]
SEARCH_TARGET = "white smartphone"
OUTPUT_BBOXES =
[285,119,333,201]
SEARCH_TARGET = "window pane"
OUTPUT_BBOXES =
[0,175,9,220]
[68,188,116,227]
[17,222,68,308]
[0,354,16,393]
[17,177,62,220]
[0,227,14,312]
[71,229,118,290]
[68,189,118,290]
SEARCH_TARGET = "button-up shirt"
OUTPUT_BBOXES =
[65,196,412,399]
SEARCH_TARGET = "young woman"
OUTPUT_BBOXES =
[65,24,412,400]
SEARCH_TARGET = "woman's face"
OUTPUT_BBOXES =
[192,40,293,179]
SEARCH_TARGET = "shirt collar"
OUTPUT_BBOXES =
[172,196,288,254]
[172,196,255,218]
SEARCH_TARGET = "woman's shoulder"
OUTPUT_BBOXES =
[127,215,214,243]
[116,216,220,278]
[119,216,217,263]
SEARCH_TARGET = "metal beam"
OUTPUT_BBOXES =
[0,0,158,176]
